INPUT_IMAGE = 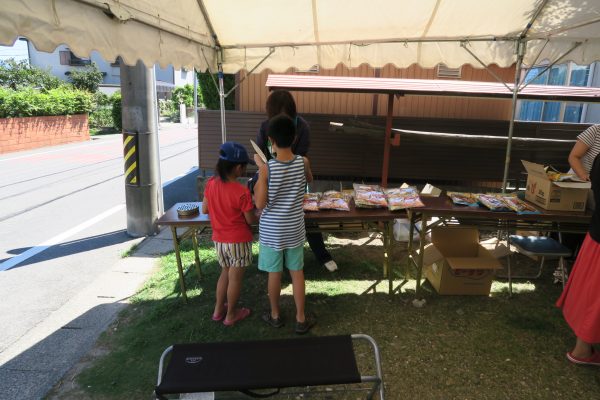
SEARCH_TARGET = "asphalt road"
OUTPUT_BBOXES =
[0,122,201,399]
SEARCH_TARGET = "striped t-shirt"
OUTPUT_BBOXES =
[578,124,600,173]
[259,155,306,250]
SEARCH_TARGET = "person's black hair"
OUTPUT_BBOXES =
[266,90,297,119]
[215,158,247,181]
[267,113,296,148]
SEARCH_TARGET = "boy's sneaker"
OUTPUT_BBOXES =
[295,315,316,335]
[262,312,284,328]
[324,260,338,272]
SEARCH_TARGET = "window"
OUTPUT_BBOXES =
[59,50,91,66]
[518,63,593,123]
[437,64,462,79]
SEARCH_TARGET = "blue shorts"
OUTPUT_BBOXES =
[258,244,304,272]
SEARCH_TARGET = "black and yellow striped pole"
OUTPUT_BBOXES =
[120,60,163,237]
[122,132,139,186]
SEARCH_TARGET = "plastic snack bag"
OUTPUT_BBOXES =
[353,184,388,208]
[303,193,321,212]
[501,195,540,214]
[477,194,511,212]
[385,186,425,210]
[448,192,479,207]
[318,190,351,211]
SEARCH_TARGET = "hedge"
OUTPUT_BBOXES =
[0,87,93,118]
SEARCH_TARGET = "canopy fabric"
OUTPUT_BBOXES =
[1,0,600,72]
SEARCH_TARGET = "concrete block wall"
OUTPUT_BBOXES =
[0,114,89,154]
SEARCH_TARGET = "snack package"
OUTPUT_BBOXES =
[303,193,321,212]
[353,184,388,208]
[477,194,511,212]
[448,192,479,207]
[501,196,540,214]
[318,190,351,211]
[384,186,425,210]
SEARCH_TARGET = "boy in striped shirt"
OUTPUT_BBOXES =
[254,114,315,334]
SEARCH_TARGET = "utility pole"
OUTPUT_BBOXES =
[120,60,163,236]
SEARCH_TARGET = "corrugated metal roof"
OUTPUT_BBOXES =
[266,74,600,102]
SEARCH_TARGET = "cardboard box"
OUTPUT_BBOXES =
[423,227,502,295]
[522,160,590,211]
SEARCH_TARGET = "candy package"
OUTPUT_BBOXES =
[384,186,425,210]
[448,192,479,207]
[477,194,511,212]
[318,191,351,211]
[303,193,321,212]
[501,196,540,214]
[353,184,388,208]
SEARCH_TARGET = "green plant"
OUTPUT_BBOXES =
[68,62,104,92]
[0,86,93,118]
[111,91,122,132]
[89,91,115,128]
[171,84,194,107]
[197,72,235,110]
[0,58,64,91]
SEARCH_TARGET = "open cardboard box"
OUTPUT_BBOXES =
[423,227,502,295]
[522,160,590,211]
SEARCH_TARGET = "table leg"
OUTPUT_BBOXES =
[171,226,188,303]
[191,229,202,281]
[415,213,428,299]
[383,221,393,294]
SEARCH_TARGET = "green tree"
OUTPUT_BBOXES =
[197,72,235,110]
[172,84,194,107]
[68,63,104,92]
[111,91,122,131]
[0,59,64,91]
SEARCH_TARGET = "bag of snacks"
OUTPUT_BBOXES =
[318,190,351,211]
[303,193,321,212]
[448,192,479,207]
[385,187,425,210]
[501,196,540,214]
[477,194,511,212]
[353,184,388,208]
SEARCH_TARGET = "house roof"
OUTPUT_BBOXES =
[266,74,600,103]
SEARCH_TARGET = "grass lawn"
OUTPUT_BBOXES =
[89,127,119,136]
[48,233,600,399]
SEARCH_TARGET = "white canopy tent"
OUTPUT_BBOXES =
[2,0,600,188]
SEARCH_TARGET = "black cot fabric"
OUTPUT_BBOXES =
[155,335,361,395]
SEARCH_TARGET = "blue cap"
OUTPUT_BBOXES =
[219,141,250,164]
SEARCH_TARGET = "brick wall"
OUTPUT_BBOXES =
[0,114,89,154]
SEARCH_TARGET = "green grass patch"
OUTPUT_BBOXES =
[69,234,600,399]
[90,127,119,136]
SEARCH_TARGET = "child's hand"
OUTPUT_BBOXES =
[254,154,265,167]
[254,208,263,219]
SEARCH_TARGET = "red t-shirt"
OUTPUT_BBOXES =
[204,176,254,243]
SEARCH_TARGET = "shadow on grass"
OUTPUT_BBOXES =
[42,238,600,399]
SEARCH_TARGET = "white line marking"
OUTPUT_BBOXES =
[0,204,125,271]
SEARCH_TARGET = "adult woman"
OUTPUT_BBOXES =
[556,153,600,366]
[569,124,600,210]
[254,90,338,272]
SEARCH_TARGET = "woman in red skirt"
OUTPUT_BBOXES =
[556,154,600,366]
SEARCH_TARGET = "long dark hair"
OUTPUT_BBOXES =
[216,159,246,181]
[266,90,297,119]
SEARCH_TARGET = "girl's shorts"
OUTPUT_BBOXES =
[214,242,252,268]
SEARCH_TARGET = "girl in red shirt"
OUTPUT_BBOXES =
[202,142,257,326]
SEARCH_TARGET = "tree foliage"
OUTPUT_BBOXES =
[68,63,104,92]
[0,59,64,91]
[172,84,194,107]
[111,91,122,131]
[197,72,235,110]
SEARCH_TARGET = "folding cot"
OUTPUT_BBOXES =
[154,334,384,399]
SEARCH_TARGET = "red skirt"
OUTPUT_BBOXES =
[556,233,600,343]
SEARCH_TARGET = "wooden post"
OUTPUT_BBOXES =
[381,94,394,187]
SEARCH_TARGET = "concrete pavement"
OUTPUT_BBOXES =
[0,228,176,400]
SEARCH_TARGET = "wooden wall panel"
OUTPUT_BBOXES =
[237,63,515,120]
[198,110,588,186]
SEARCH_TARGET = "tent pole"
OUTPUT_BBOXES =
[218,62,226,143]
[381,94,394,187]
[193,67,198,126]
[501,41,525,193]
